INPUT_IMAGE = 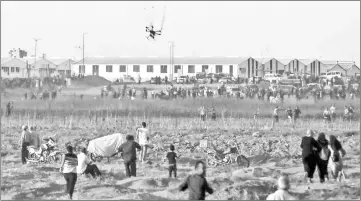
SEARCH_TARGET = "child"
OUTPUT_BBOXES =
[179,161,213,200]
[266,174,297,200]
[166,144,180,178]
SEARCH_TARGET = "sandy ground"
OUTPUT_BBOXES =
[1,126,360,200]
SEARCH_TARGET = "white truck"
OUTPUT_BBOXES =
[263,73,281,84]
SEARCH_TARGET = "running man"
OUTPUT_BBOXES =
[271,106,284,130]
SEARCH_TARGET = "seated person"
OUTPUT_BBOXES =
[77,147,102,178]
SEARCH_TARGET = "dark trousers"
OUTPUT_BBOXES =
[124,160,136,177]
[302,154,317,179]
[63,173,77,198]
[169,164,177,178]
[201,115,206,121]
[84,164,101,178]
[317,158,329,182]
[21,142,30,164]
[212,115,216,121]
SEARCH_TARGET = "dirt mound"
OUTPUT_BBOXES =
[71,76,111,87]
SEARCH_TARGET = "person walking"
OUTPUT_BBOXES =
[300,130,322,183]
[271,106,283,130]
[210,107,216,121]
[179,161,213,200]
[166,144,180,178]
[59,145,78,200]
[77,148,102,179]
[19,125,31,164]
[293,106,302,125]
[136,122,149,163]
[328,135,346,182]
[316,132,330,183]
[118,135,141,177]
[198,106,206,121]
[266,174,297,200]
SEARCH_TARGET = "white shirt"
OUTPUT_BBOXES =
[77,152,90,174]
[137,127,149,145]
[330,106,336,113]
[266,190,297,200]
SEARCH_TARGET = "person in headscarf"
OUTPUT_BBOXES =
[266,174,297,200]
[316,132,330,183]
[300,130,321,183]
[328,135,346,182]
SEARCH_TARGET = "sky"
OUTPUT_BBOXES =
[1,1,360,65]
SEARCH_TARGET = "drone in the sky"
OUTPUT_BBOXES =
[145,6,166,41]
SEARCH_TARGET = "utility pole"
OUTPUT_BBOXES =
[169,41,175,80]
[82,33,87,75]
[32,38,40,78]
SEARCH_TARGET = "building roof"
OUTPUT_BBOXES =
[253,58,273,64]
[48,59,75,65]
[338,63,359,70]
[1,57,12,65]
[73,57,250,65]
[297,59,314,66]
[277,59,293,65]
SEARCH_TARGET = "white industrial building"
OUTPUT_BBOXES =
[71,57,263,82]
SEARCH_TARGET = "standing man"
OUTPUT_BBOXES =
[271,106,283,130]
[6,101,13,117]
[118,135,141,177]
[198,106,206,121]
[293,106,302,126]
[210,107,216,121]
[136,122,149,163]
[19,125,31,164]
[29,126,40,149]
[330,104,336,122]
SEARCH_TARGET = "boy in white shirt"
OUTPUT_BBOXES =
[137,122,149,163]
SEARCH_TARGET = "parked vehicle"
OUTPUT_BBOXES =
[263,73,281,83]
[119,76,136,84]
[219,77,233,84]
[150,77,157,84]
[326,71,343,80]
[177,76,187,84]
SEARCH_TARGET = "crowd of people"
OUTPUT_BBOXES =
[17,116,352,200]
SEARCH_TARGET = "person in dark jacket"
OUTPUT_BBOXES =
[300,130,322,183]
[316,132,330,183]
[179,161,213,200]
[118,135,141,177]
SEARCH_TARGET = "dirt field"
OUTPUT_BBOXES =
[1,86,360,200]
